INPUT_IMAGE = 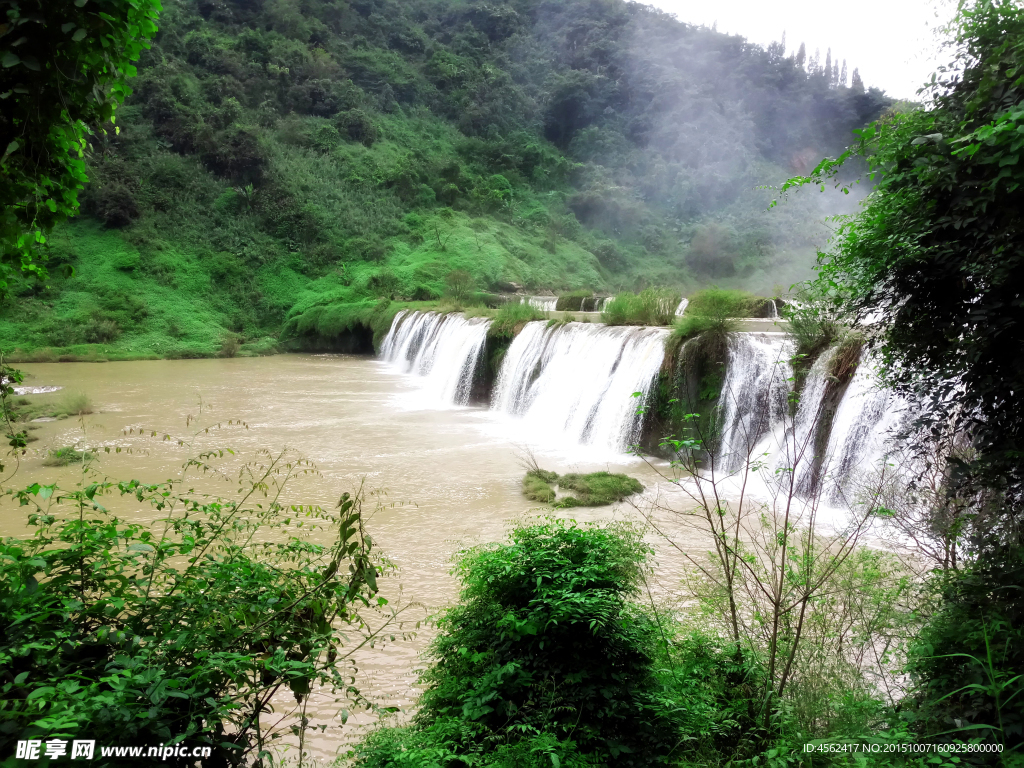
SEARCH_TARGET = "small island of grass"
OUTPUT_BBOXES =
[522,468,643,507]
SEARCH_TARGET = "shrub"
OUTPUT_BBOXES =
[685,288,761,319]
[353,519,687,767]
[488,301,543,339]
[444,269,474,302]
[93,183,140,228]
[555,288,593,311]
[602,288,680,326]
[58,392,93,416]
[219,335,241,357]
[0,453,383,762]
[41,446,92,466]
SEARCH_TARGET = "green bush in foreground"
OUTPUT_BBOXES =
[352,520,687,767]
[0,452,383,767]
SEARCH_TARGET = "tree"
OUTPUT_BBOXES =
[795,42,806,71]
[811,0,1024,521]
[779,2,1024,747]
[840,59,848,87]
[0,0,160,296]
[851,67,864,92]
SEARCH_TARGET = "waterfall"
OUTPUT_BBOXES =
[675,298,689,316]
[819,358,904,503]
[380,311,490,405]
[493,321,668,452]
[715,334,794,472]
[599,296,614,311]
[773,347,836,496]
[527,296,557,311]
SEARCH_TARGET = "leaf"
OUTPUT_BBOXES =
[2,52,18,68]
[72,28,88,42]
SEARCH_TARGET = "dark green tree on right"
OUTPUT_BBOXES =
[788,0,1024,752]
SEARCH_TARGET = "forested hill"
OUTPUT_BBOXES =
[1,0,890,359]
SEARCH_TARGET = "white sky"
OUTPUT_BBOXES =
[648,0,956,101]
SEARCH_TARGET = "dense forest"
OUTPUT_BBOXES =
[0,0,889,359]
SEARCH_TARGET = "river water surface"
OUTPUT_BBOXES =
[2,354,707,763]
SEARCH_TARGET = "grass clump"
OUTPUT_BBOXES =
[685,287,763,318]
[555,289,594,311]
[58,392,93,416]
[557,471,644,507]
[42,446,92,466]
[521,468,557,502]
[352,519,688,767]
[488,301,544,339]
[602,288,681,326]
[521,468,643,507]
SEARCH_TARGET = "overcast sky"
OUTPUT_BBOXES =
[647,0,955,100]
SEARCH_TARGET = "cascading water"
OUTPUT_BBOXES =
[772,347,836,496]
[715,334,793,472]
[380,311,490,406]
[527,296,557,311]
[819,357,905,502]
[493,322,668,452]
[675,298,689,316]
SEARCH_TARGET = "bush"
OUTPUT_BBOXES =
[0,456,383,762]
[555,289,593,311]
[489,301,543,339]
[353,519,687,767]
[219,335,241,357]
[41,446,92,466]
[601,288,680,326]
[685,288,761,319]
[58,392,93,416]
[444,269,474,302]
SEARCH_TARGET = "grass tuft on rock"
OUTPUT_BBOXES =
[556,471,644,507]
[521,469,643,507]
[42,446,93,467]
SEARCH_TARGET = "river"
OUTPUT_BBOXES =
[1,354,707,763]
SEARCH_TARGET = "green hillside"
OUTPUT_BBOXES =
[1,0,890,359]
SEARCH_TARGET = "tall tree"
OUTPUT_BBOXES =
[0,0,160,296]
[840,59,848,87]
[850,67,864,92]
[795,42,806,71]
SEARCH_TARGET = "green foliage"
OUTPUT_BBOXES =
[0,0,161,294]
[554,289,593,312]
[906,548,1024,755]
[41,446,92,467]
[798,0,1024,514]
[488,301,544,339]
[686,288,764,318]
[519,469,643,507]
[0,451,383,765]
[521,469,557,503]
[556,472,644,508]
[353,520,687,767]
[1,0,893,353]
[601,289,680,326]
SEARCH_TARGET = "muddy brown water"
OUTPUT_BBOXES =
[2,355,707,764]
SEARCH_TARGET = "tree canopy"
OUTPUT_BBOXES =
[0,0,161,295]
[808,0,1024,523]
